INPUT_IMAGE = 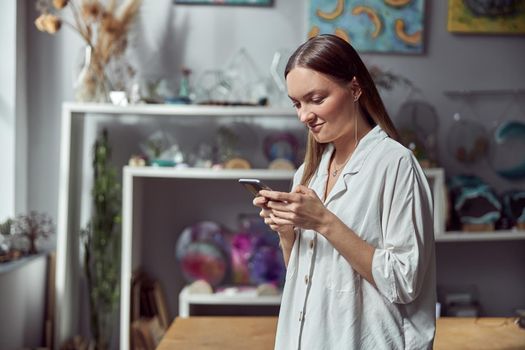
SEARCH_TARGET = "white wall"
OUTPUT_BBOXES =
[26,0,525,221]
[26,0,307,222]
[361,1,525,192]
[0,0,27,221]
[0,0,16,220]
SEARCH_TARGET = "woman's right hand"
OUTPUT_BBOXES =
[253,195,295,239]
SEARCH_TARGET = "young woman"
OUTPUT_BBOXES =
[254,34,436,349]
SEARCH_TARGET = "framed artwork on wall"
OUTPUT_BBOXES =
[308,0,426,54]
[175,0,272,6]
[448,0,525,34]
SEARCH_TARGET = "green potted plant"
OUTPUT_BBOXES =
[13,211,54,255]
[81,129,121,350]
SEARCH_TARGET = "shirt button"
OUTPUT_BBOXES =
[304,275,309,285]
[309,240,315,249]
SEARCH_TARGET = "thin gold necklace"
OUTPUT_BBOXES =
[331,155,351,177]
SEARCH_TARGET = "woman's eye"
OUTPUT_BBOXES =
[292,101,300,108]
[312,97,325,104]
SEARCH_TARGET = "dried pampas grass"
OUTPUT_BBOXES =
[35,0,142,62]
[53,0,69,10]
[34,0,142,100]
[35,13,62,33]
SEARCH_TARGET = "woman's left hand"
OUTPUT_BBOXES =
[259,185,332,232]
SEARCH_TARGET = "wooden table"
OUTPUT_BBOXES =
[157,316,525,350]
[434,317,525,349]
[157,317,277,350]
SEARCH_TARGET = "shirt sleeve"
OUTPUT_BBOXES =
[371,155,435,304]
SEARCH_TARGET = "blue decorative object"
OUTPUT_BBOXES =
[489,120,525,180]
[502,190,525,226]
[150,159,176,167]
[263,132,299,164]
[448,175,501,225]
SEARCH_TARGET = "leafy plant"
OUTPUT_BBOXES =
[80,129,121,350]
[0,218,13,236]
[0,218,14,260]
[369,65,415,91]
[13,212,54,254]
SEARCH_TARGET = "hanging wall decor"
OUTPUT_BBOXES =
[448,0,525,34]
[175,0,272,6]
[308,0,426,54]
[488,120,525,180]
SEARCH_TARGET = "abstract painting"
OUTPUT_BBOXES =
[448,0,525,34]
[308,0,426,54]
[175,0,272,5]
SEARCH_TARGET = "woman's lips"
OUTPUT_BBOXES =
[308,122,325,132]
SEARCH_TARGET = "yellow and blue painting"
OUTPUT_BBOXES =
[308,0,425,53]
[448,0,525,34]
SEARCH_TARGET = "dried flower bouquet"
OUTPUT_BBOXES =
[35,0,141,101]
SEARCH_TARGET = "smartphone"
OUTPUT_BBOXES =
[238,178,273,197]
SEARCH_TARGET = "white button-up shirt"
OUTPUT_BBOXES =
[274,126,436,350]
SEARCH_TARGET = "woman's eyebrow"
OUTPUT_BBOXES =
[288,90,323,101]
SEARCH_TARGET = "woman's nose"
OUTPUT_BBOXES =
[299,109,314,124]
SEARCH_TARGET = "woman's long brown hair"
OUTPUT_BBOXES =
[285,34,400,186]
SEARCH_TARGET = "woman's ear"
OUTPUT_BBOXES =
[350,76,362,101]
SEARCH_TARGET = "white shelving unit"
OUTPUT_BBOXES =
[56,102,525,350]
[56,103,297,350]
[423,168,446,236]
[435,230,525,242]
[178,287,281,318]
[120,166,293,349]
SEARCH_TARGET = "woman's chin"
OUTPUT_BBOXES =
[311,132,330,144]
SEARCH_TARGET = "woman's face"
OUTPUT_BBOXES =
[286,67,356,145]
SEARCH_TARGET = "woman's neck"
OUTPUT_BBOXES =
[332,117,371,164]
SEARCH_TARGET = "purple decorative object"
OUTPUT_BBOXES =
[230,214,285,287]
[176,218,285,288]
[249,245,285,285]
[230,232,253,285]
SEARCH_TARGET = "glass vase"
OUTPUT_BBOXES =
[74,46,110,103]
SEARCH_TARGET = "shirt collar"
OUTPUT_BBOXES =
[319,125,389,177]
[345,125,389,174]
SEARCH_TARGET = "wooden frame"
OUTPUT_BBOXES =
[174,0,273,6]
